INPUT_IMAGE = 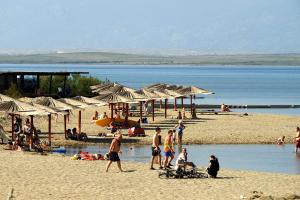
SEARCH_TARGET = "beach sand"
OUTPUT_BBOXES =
[0,149,299,200]
[1,106,299,145]
[1,107,300,199]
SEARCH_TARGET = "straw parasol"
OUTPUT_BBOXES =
[177,86,214,115]
[0,99,48,144]
[31,97,74,139]
[94,93,135,118]
[72,96,107,106]
[58,98,93,134]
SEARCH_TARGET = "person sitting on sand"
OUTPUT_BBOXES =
[206,155,219,178]
[295,127,300,153]
[91,111,99,121]
[106,132,124,172]
[175,148,196,172]
[277,136,285,145]
[110,118,118,133]
[221,104,230,112]
[100,112,109,119]
[113,109,120,119]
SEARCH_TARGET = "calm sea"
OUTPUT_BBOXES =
[1,64,300,115]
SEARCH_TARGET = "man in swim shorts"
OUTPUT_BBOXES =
[106,133,124,172]
[163,130,175,169]
[150,127,163,170]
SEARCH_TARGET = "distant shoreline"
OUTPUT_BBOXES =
[0,52,300,66]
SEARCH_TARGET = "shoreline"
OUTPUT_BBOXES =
[1,108,300,146]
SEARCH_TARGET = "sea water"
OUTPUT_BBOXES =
[1,64,300,115]
[63,144,300,174]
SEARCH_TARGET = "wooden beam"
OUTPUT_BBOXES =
[78,110,82,134]
[48,114,51,146]
[164,99,168,118]
[152,99,155,122]
[64,115,67,139]
[139,101,143,123]
[11,114,14,141]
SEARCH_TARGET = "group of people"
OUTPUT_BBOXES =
[149,127,219,177]
[66,128,88,141]
[8,116,46,152]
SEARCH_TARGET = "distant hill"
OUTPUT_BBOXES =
[0,52,300,65]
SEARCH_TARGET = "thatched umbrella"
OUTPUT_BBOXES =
[163,89,185,111]
[135,89,161,121]
[32,97,74,139]
[0,100,48,146]
[149,90,172,119]
[58,98,92,134]
[72,96,107,106]
[94,93,135,119]
[19,97,67,146]
[177,86,214,115]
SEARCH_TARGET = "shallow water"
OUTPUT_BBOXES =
[62,144,300,174]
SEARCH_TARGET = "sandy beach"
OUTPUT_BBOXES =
[1,106,299,146]
[0,149,299,200]
[1,107,300,200]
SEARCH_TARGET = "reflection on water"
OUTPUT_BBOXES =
[63,144,300,174]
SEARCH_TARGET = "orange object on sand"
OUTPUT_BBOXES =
[95,118,138,128]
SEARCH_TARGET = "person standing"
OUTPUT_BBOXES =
[177,122,185,146]
[106,133,124,172]
[163,130,175,169]
[295,127,300,153]
[150,127,163,170]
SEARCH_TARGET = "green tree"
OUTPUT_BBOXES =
[3,84,22,98]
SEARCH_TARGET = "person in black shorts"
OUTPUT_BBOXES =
[106,133,124,172]
[150,127,163,170]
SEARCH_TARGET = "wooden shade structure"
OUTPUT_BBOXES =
[0,99,48,146]
[72,96,107,106]
[177,86,214,115]
[135,89,161,122]
[58,98,92,134]
[31,97,74,139]
[94,93,134,118]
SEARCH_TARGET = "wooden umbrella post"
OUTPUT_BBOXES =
[110,103,114,119]
[139,101,143,123]
[160,100,162,109]
[78,110,82,134]
[48,114,51,146]
[11,114,14,141]
[164,99,168,119]
[126,103,129,116]
[64,114,67,139]
[190,95,193,115]
[181,97,184,109]
[174,97,177,111]
[30,115,34,149]
[152,99,155,122]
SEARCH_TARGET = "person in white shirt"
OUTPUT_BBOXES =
[175,148,196,171]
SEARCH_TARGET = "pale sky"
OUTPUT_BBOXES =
[0,0,299,53]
